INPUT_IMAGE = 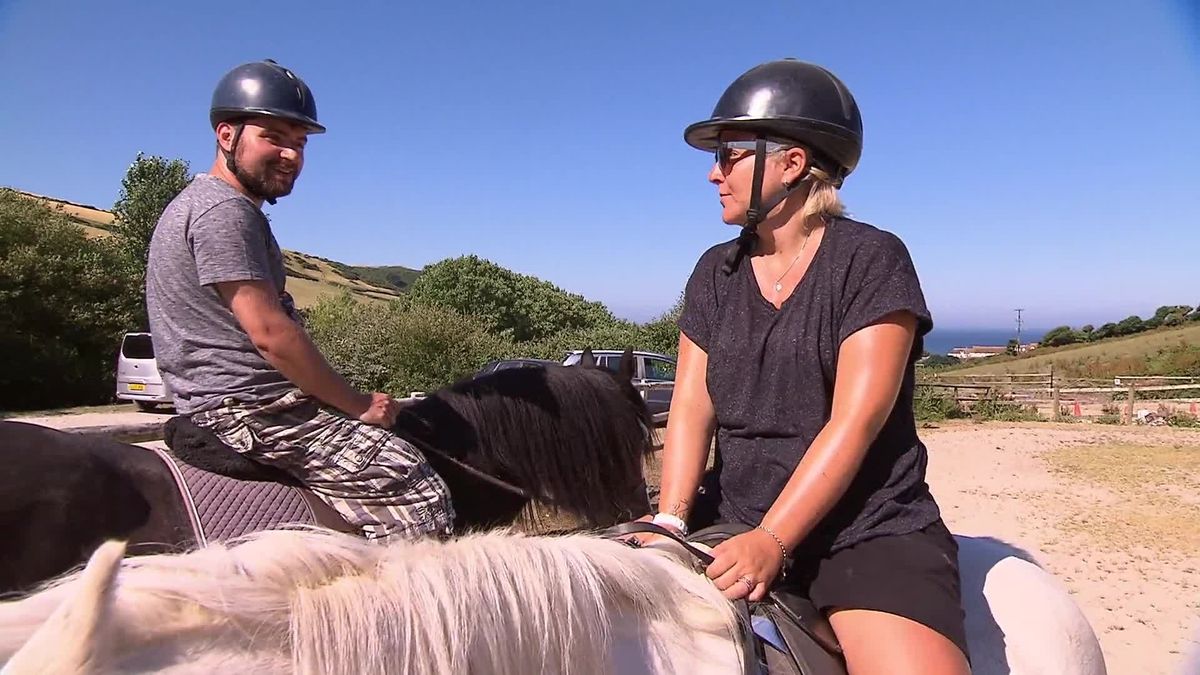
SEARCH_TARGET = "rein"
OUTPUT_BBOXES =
[599,522,763,675]
[599,520,846,671]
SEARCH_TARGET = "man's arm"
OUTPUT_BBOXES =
[215,279,371,418]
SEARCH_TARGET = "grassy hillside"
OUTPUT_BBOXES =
[19,190,115,239]
[10,188,418,308]
[340,264,421,291]
[948,323,1200,377]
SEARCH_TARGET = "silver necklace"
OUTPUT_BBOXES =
[772,228,813,293]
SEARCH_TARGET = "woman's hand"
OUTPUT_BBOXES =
[705,529,785,602]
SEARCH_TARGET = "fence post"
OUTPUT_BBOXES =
[1051,386,1061,421]
[1126,383,1137,425]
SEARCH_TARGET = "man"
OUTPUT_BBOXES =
[146,59,454,541]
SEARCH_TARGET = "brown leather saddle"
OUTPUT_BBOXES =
[602,522,847,675]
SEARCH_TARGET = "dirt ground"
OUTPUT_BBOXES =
[922,421,1199,675]
[642,421,1199,674]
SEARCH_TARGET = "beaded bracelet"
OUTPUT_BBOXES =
[756,524,789,573]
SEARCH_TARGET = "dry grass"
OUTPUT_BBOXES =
[281,250,402,309]
[9,189,405,310]
[1044,442,1200,555]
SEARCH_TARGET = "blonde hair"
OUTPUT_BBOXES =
[769,145,847,219]
[801,177,846,219]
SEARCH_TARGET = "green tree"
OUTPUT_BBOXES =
[1159,305,1192,327]
[1114,315,1144,337]
[407,255,616,342]
[306,293,512,394]
[112,153,192,280]
[1041,325,1079,347]
[640,291,685,356]
[0,189,140,409]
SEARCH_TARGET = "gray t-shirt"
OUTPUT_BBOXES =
[677,217,940,556]
[146,174,297,414]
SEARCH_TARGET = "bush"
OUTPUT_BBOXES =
[1165,409,1199,428]
[913,387,964,422]
[407,255,615,342]
[1097,402,1123,425]
[305,293,512,395]
[969,395,1041,422]
[0,189,141,409]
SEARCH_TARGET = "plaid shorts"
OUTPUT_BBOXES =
[190,389,455,541]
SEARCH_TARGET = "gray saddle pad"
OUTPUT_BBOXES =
[145,444,319,546]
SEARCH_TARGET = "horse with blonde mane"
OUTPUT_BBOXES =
[1,526,1106,674]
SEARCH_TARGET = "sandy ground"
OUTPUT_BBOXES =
[921,421,1200,675]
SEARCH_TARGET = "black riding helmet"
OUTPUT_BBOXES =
[684,59,863,274]
[210,59,325,133]
[210,59,323,204]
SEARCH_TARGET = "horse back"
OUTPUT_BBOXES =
[0,421,193,595]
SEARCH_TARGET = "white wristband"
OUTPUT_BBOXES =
[651,513,688,535]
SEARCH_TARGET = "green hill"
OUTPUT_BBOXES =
[946,323,1200,378]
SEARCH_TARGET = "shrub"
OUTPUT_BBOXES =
[913,387,964,422]
[0,189,141,409]
[305,294,512,395]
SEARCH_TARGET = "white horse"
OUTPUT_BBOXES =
[0,528,1105,674]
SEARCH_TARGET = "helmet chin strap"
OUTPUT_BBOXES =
[222,123,277,206]
[721,137,811,275]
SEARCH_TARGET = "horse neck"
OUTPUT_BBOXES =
[2,529,744,675]
[393,368,652,528]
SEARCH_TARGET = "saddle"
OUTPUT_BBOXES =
[157,416,356,545]
[603,522,847,675]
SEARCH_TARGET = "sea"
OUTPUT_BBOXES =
[922,327,1052,356]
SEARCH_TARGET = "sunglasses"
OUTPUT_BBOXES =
[714,139,789,173]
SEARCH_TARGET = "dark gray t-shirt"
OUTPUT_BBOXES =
[677,217,939,556]
[146,174,298,414]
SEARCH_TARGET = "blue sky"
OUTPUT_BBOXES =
[1,1,1197,329]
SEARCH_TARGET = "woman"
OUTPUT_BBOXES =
[650,59,970,674]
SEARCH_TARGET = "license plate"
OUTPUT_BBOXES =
[128,383,146,392]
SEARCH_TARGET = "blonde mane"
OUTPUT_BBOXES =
[0,528,744,674]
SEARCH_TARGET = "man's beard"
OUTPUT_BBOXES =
[237,154,299,200]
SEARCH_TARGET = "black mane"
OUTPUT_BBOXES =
[395,362,653,527]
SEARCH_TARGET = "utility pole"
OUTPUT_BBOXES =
[1014,308,1024,353]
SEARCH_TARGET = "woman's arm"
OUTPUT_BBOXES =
[706,310,920,599]
[760,309,918,550]
[654,331,718,526]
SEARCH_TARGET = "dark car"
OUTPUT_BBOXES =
[474,358,558,379]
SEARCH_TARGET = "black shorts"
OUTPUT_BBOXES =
[787,519,969,661]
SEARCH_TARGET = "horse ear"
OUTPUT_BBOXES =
[4,541,125,673]
[618,347,635,381]
[579,347,595,368]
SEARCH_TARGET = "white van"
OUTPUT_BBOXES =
[115,332,173,410]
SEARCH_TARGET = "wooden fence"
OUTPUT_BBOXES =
[917,370,1200,424]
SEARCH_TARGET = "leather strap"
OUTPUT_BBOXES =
[598,521,763,675]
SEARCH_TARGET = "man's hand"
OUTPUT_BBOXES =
[358,392,403,428]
